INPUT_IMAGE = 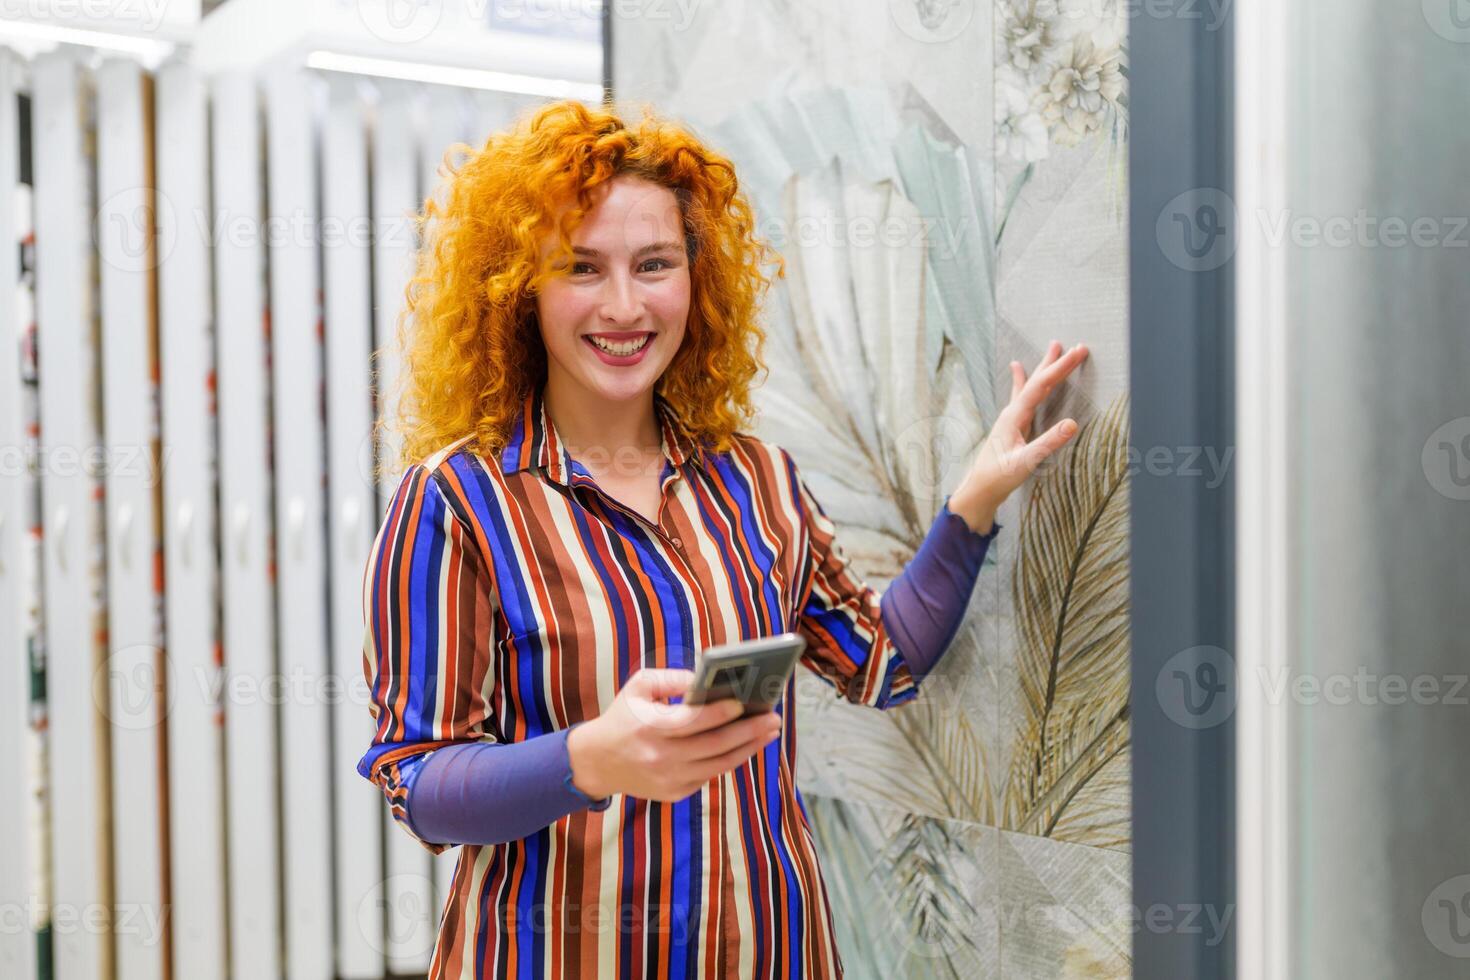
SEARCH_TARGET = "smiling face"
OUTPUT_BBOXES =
[534,174,691,405]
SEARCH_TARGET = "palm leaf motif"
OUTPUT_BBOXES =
[710,86,996,581]
[770,158,989,579]
[1003,393,1131,844]
[875,812,983,977]
[806,796,988,979]
[824,685,997,826]
[744,83,1011,835]
[805,796,893,975]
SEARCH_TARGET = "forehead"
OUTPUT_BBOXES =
[554,175,683,248]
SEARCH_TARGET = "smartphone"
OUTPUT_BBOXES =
[681,632,807,716]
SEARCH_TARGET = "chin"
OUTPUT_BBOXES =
[571,365,664,403]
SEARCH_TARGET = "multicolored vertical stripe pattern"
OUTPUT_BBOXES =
[359,386,923,979]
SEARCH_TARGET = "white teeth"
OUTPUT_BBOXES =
[588,333,651,356]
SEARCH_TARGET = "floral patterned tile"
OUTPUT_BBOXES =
[996,829,1132,979]
[614,0,993,154]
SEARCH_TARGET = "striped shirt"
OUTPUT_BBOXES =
[359,385,930,979]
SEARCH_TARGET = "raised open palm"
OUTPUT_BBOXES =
[968,339,1091,505]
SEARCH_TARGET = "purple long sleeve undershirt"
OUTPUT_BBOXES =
[401,497,1001,848]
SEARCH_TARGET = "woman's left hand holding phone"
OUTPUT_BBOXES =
[566,667,782,803]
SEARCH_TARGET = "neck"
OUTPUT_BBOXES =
[542,375,662,462]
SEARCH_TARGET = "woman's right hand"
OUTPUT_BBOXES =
[566,667,783,802]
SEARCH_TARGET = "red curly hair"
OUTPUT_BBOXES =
[376,97,784,478]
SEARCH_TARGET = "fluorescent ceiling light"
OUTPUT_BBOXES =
[305,50,601,101]
[0,20,175,66]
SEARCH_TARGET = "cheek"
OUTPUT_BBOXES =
[536,287,593,351]
[647,278,692,333]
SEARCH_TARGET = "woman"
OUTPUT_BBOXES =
[359,99,1088,978]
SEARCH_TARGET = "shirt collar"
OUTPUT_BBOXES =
[498,385,705,483]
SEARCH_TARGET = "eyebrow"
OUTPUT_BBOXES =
[570,241,685,259]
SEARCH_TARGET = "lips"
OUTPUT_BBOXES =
[583,331,654,357]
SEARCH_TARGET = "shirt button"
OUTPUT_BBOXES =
[671,536,683,549]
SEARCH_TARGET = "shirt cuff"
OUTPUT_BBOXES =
[561,722,613,811]
[940,495,1003,545]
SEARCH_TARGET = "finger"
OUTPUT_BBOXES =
[1009,361,1026,403]
[1022,417,1080,470]
[650,694,745,736]
[685,730,779,783]
[1015,343,1062,407]
[1033,340,1063,375]
[629,667,694,700]
[1012,346,1088,424]
[1030,343,1089,392]
[1034,337,1058,371]
[678,711,781,761]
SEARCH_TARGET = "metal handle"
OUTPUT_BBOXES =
[288,495,305,562]
[232,503,250,567]
[176,500,194,569]
[341,495,361,563]
[53,505,68,576]
[115,502,134,571]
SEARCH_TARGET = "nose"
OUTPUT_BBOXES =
[598,268,643,325]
